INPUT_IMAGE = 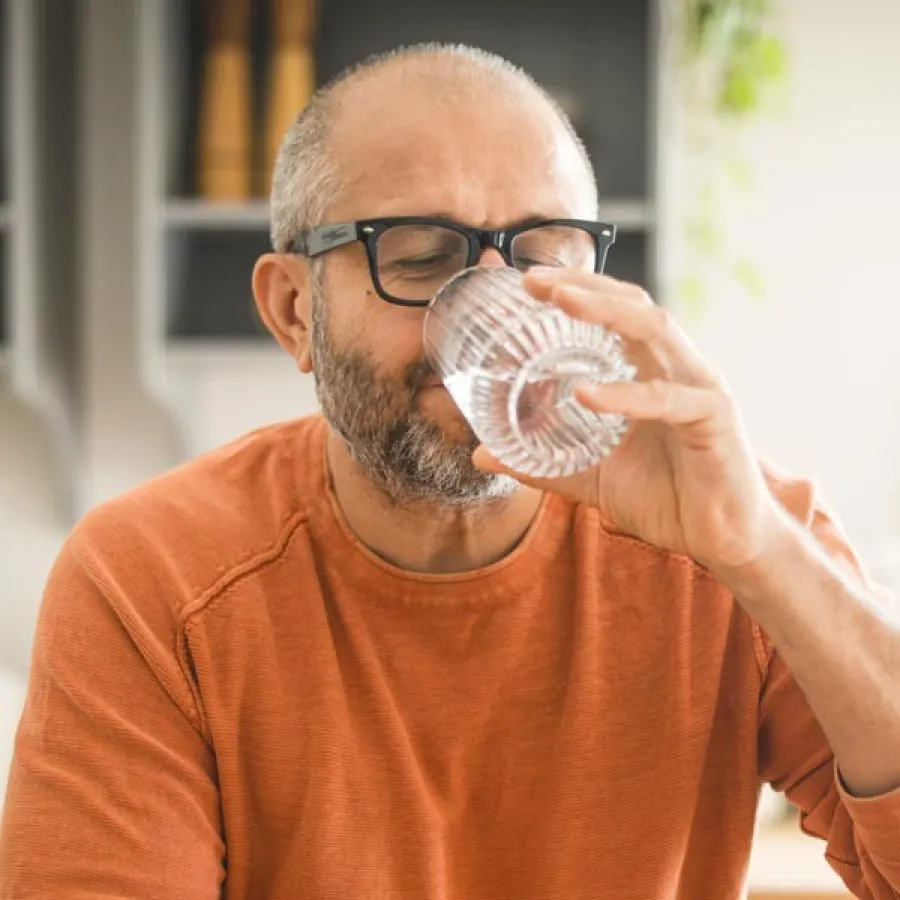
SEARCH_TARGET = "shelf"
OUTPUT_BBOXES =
[163,199,270,230]
[165,228,270,339]
[605,230,653,292]
[599,199,655,232]
[161,199,653,234]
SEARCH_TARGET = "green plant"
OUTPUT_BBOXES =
[677,0,788,315]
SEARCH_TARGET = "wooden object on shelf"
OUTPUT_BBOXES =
[262,0,317,195]
[197,0,253,200]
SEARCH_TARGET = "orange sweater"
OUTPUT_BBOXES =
[2,415,899,899]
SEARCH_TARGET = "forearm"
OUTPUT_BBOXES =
[713,509,900,798]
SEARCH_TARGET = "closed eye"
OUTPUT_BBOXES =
[383,254,460,276]
[397,254,451,268]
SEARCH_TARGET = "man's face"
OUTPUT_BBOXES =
[310,78,595,506]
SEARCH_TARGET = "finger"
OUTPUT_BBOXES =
[551,284,666,347]
[528,276,719,388]
[472,445,512,475]
[472,445,536,485]
[575,379,729,427]
[524,267,638,302]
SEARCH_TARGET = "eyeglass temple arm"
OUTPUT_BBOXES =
[292,222,361,257]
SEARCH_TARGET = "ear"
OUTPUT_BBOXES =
[252,253,314,373]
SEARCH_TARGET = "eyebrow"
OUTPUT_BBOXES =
[417,212,558,229]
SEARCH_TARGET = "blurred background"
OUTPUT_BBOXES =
[1,1,898,895]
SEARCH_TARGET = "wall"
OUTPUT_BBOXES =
[667,0,900,586]
[2,0,900,687]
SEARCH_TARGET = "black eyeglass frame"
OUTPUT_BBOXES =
[289,216,618,307]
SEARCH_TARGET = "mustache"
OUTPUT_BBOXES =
[405,358,439,392]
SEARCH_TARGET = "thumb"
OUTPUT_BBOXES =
[471,444,507,474]
[472,443,601,506]
[471,445,545,491]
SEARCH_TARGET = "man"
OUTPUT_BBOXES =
[1,43,898,900]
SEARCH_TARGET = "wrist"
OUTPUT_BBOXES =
[709,507,806,606]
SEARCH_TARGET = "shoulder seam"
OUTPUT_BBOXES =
[71,534,211,741]
[180,509,311,626]
[176,509,312,742]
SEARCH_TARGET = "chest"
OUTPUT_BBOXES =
[189,550,762,898]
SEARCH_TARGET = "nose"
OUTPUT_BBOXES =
[476,247,506,268]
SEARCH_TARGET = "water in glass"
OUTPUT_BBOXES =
[423,266,637,479]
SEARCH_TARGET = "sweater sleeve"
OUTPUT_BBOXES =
[757,495,900,899]
[0,525,225,899]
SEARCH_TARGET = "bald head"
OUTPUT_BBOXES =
[269,44,598,252]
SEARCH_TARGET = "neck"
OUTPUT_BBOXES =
[326,431,543,574]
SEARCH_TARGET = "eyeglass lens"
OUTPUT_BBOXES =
[375,223,598,303]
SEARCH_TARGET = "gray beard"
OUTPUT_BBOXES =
[309,283,517,508]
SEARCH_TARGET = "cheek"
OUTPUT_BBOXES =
[326,264,429,375]
[362,307,430,378]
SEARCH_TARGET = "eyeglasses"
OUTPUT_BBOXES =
[290,216,617,307]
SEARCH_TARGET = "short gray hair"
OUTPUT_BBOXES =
[269,43,596,253]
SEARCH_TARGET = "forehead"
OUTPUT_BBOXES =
[328,78,595,225]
